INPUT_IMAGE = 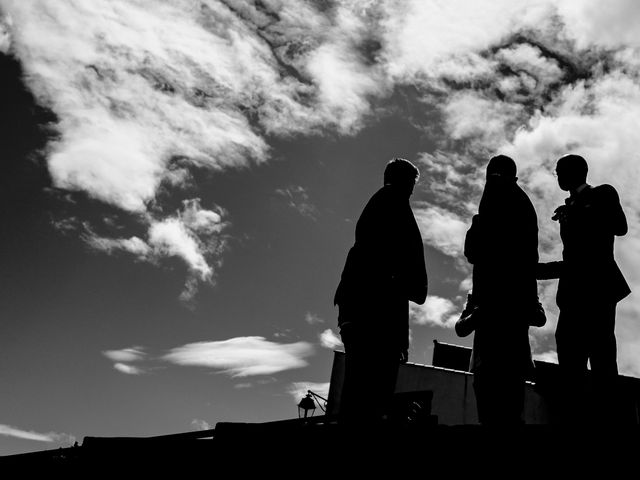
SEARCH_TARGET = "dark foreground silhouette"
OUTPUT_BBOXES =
[537,154,630,424]
[462,155,542,425]
[334,158,427,424]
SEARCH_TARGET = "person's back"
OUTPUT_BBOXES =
[334,158,427,423]
[463,155,539,425]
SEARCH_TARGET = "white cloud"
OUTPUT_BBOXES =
[444,92,524,147]
[378,0,548,82]
[87,236,151,257]
[617,292,640,378]
[557,0,640,49]
[533,350,559,364]
[5,0,640,375]
[0,0,579,296]
[148,218,212,280]
[319,329,343,350]
[0,0,389,219]
[413,205,468,257]
[113,363,145,375]
[459,277,473,292]
[276,186,319,220]
[496,43,564,90]
[0,12,10,54]
[0,424,74,444]
[180,198,224,235]
[0,1,387,297]
[103,347,146,363]
[287,382,330,404]
[86,198,227,300]
[163,336,314,377]
[190,419,211,431]
[3,0,273,213]
[304,312,324,325]
[234,383,253,389]
[305,41,387,134]
[410,296,459,329]
[104,346,147,375]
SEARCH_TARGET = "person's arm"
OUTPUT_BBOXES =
[393,203,428,304]
[464,214,482,264]
[600,185,628,236]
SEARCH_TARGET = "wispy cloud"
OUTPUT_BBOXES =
[5,0,640,374]
[163,336,314,377]
[0,424,74,444]
[190,419,211,431]
[410,296,459,329]
[413,205,468,258]
[533,351,559,364]
[304,312,324,325]
[112,363,145,375]
[103,346,147,375]
[275,186,319,220]
[86,198,227,301]
[103,347,146,363]
[0,1,388,298]
[287,382,330,404]
[234,383,253,389]
[0,13,10,54]
[104,338,314,378]
[319,328,343,350]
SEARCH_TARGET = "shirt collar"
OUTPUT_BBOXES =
[571,183,589,197]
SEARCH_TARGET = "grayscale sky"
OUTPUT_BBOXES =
[1,0,639,455]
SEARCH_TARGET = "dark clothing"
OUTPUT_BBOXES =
[340,330,400,423]
[537,184,629,424]
[464,177,539,375]
[537,184,630,307]
[473,370,525,426]
[335,184,428,422]
[464,176,539,425]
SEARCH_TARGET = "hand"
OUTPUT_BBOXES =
[551,205,569,222]
[399,349,409,364]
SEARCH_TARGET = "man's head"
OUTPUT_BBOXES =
[486,155,517,181]
[555,154,588,192]
[384,158,420,197]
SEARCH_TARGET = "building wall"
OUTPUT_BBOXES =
[327,351,550,424]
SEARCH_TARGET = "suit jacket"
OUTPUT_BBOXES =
[464,177,539,374]
[537,184,630,309]
[464,177,539,307]
[334,184,428,352]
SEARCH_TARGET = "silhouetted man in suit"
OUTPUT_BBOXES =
[537,154,630,424]
[334,158,428,424]
[463,155,540,425]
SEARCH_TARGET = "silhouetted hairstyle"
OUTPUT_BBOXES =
[384,157,420,185]
[556,154,588,180]
[486,155,517,178]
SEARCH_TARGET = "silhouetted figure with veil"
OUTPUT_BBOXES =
[462,155,542,425]
[537,154,630,425]
[334,158,428,424]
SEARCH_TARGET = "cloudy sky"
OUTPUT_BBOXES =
[1,0,640,455]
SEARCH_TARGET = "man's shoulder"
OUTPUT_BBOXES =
[365,186,404,208]
[590,184,621,203]
[592,183,618,193]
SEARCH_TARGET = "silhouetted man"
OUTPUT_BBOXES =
[334,158,428,424]
[537,154,630,424]
[463,155,540,425]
